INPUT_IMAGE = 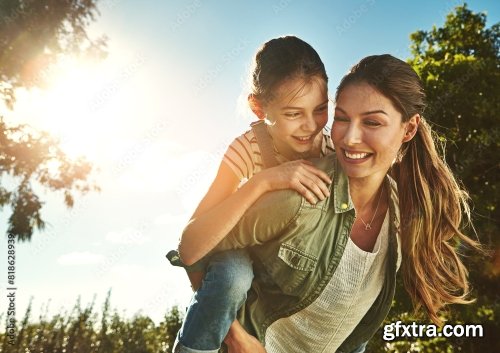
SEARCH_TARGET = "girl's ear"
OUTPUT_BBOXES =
[248,94,266,119]
[402,114,421,142]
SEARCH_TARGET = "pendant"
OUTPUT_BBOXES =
[364,223,372,230]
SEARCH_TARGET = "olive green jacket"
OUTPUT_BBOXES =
[212,153,402,352]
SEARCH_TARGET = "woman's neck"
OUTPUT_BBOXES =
[348,175,386,211]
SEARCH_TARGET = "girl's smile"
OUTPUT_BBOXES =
[264,76,329,160]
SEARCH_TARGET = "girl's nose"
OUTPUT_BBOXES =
[302,114,317,132]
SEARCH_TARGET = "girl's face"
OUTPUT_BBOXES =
[332,82,418,182]
[263,76,328,160]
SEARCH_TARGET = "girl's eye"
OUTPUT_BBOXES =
[315,105,328,113]
[284,112,301,119]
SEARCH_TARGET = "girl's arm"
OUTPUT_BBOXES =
[178,159,331,266]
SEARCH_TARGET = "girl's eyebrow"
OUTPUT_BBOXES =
[335,106,388,116]
[281,99,329,110]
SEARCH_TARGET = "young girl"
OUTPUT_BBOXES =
[170,36,335,353]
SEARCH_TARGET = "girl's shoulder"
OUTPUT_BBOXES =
[223,129,263,181]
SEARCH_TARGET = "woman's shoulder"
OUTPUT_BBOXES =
[385,174,399,203]
[309,153,336,176]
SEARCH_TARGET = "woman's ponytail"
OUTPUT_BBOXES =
[393,118,479,324]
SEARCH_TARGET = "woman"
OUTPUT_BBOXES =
[182,54,479,353]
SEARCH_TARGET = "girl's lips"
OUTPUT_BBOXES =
[292,135,314,144]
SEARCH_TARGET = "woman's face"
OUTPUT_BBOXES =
[332,82,417,182]
[264,76,329,160]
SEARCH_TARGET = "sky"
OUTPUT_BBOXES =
[1,0,499,324]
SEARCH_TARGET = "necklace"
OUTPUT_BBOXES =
[359,184,384,231]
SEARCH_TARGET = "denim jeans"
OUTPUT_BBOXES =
[173,249,254,353]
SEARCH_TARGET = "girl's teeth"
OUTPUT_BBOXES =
[296,136,311,141]
[345,151,369,159]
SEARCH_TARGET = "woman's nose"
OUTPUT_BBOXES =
[344,123,362,145]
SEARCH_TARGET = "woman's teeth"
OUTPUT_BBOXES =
[295,136,312,141]
[344,151,370,159]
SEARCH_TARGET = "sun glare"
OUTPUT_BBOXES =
[9,54,133,162]
[8,46,173,183]
[36,58,112,159]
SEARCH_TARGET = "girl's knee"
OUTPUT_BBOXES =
[206,251,254,296]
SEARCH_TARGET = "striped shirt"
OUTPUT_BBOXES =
[223,126,335,181]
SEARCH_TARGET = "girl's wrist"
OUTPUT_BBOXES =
[245,172,271,195]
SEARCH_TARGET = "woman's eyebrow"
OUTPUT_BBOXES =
[361,109,388,116]
[334,106,348,114]
[334,106,388,116]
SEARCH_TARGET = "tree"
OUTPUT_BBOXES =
[408,3,499,244]
[0,0,106,241]
[0,0,107,108]
[368,4,499,352]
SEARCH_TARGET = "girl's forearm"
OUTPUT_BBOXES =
[179,175,269,265]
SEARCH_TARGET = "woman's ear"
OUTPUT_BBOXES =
[402,114,421,142]
[248,94,266,119]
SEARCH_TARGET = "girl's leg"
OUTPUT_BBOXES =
[173,249,254,353]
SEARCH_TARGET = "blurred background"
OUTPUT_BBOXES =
[0,1,498,352]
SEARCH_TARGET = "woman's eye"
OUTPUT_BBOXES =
[333,115,349,122]
[364,120,381,127]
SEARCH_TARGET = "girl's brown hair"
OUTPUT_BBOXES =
[251,35,328,105]
[336,54,480,325]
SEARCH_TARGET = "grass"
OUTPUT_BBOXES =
[0,291,182,353]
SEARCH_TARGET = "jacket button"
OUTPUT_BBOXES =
[340,203,348,210]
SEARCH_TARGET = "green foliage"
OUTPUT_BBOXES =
[408,3,499,245]
[0,0,105,241]
[368,4,500,353]
[0,117,99,241]
[0,293,183,353]
[0,0,107,108]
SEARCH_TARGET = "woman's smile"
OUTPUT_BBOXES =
[332,82,412,181]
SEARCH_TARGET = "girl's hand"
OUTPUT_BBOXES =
[252,160,332,204]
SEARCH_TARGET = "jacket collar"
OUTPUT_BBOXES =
[332,156,355,214]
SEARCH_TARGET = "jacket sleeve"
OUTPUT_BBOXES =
[212,188,303,251]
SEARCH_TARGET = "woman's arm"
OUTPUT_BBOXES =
[224,320,267,353]
[179,159,331,266]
